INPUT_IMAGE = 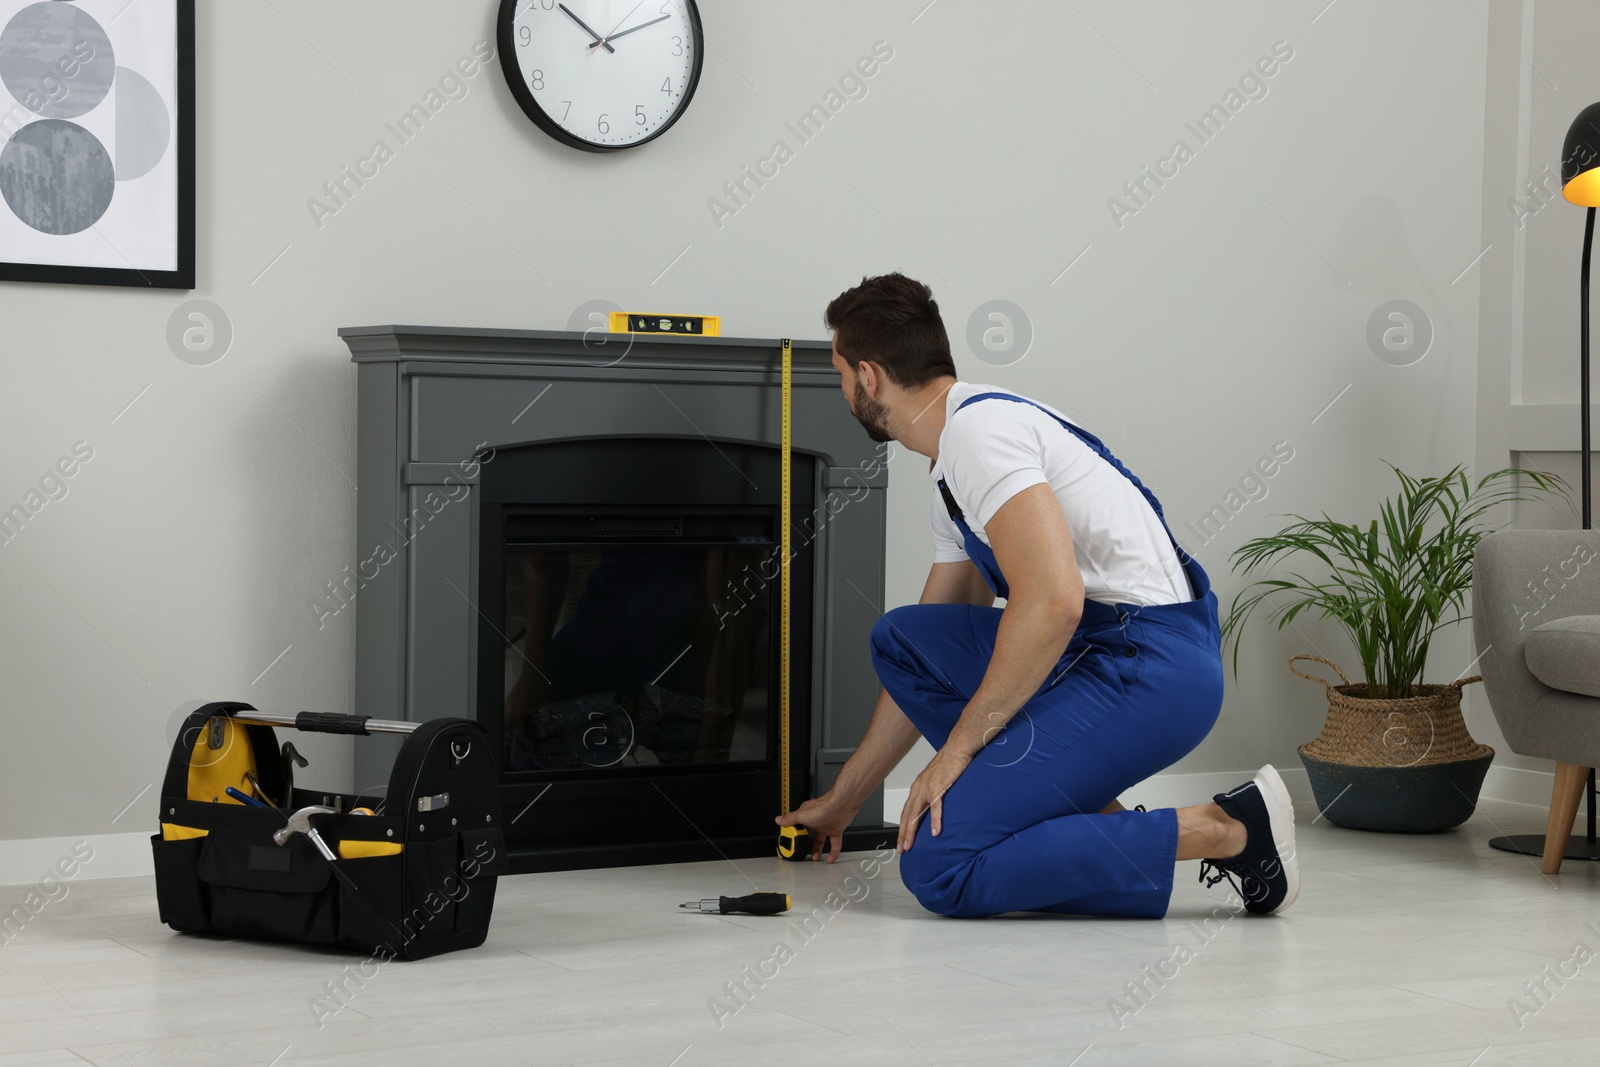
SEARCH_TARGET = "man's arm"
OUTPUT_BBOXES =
[829,689,921,808]
[830,560,992,807]
[943,483,1085,758]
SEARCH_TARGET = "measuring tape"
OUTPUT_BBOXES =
[781,337,791,814]
[776,338,809,861]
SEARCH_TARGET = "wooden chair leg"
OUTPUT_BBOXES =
[1543,762,1591,875]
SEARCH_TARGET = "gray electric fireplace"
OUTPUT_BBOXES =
[339,325,893,872]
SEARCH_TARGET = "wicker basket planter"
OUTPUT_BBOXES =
[1290,655,1493,833]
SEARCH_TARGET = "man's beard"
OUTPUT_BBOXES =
[851,378,893,443]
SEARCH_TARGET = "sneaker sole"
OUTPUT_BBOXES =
[1254,763,1300,914]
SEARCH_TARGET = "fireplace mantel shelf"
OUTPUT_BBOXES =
[340,325,837,374]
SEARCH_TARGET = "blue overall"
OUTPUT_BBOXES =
[874,392,1224,918]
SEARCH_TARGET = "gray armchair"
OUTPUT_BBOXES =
[1471,528,1600,873]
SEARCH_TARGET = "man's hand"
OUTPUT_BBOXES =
[898,744,974,852]
[776,789,862,863]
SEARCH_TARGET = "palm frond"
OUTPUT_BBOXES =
[1221,464,1569,692]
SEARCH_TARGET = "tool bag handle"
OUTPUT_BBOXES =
[162,703,419,808]
[226,710,421,735]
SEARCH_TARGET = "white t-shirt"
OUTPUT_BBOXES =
[929,382,1191,607]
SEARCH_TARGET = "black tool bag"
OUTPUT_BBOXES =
[150,701,506,960]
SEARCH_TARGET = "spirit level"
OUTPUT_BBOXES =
[608,312,720,336]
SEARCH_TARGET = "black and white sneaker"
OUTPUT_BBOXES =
[1197,764,1300,915]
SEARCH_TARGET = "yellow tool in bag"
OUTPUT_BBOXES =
[161,715,261,841]
[337,840,403,859]
[337,809,402,858]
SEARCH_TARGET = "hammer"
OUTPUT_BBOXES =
[273,805,338,861]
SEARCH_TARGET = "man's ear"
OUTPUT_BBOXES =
[855,359,881,397]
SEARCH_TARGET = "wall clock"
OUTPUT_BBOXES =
[497,0,703,152]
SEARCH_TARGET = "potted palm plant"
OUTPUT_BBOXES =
[1222,463,1568,832]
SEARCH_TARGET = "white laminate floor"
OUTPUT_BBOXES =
[5,798,1600,1066]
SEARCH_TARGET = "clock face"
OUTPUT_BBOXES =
[498,0,703,152]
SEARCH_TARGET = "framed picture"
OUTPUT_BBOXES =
[0,0,194,289]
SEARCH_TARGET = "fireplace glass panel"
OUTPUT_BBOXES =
[502,541,773,772]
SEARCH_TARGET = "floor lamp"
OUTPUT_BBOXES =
[1490,103,1600,861]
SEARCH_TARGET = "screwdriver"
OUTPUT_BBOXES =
[679,892,792,915]
[225,786,268,808]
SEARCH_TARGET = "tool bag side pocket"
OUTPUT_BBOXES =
[333,854,405,954]
[399,836,461,956]
[453,826,506,935]
[150,834,208,932]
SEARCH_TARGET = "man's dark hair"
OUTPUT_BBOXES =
[824,273,956,389]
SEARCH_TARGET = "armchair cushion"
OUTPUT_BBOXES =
[1526,615,1600,698]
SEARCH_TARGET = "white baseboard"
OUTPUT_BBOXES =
[0,765,1559,885]
[0,831,153,888]
[1481,762,1560,810]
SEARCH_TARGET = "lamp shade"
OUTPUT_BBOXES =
[1563,102,1600,205]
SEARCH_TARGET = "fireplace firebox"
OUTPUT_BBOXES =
[341,326,893,872]
[478,435,814,857]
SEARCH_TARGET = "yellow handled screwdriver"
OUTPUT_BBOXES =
[679,892,792,915]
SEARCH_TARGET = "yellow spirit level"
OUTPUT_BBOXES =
[608,312,720,336]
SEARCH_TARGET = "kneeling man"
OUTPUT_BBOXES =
[777,273,1300,919]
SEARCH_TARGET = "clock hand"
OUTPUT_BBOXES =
[588,13,671,51]
[588,0,647,53]
[557,3,615,53]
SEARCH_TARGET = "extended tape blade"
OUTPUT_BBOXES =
[780,338,792,815]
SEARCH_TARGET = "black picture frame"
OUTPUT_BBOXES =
[0,0,195,289]
[496,0,704,153]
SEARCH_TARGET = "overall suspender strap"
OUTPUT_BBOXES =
[940,391,1202,601]
[947,391,1177,531]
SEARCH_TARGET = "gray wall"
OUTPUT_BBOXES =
[1472,0,1600,777]
[0,1,1499,841]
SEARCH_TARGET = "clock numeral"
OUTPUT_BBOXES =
[560,99,571,121]
[661,77,671,95]
[671,35,683,56]
[530,0,555,10]
[659,1,674,14]
[529,69,544,90]
[635,105,647,125]
[518,25,530,45]
[598,114,609,134]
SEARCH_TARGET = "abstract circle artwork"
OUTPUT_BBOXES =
[113,65,170,181]
[0,1,115,118]
[0,117,113,233]
[0,1,191,287]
